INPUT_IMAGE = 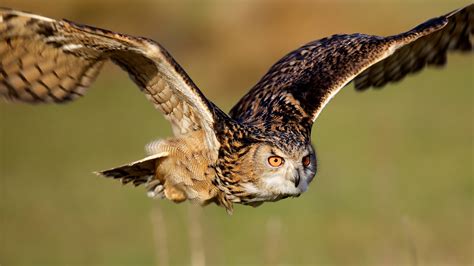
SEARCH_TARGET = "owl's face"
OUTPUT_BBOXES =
[239,142,317,203]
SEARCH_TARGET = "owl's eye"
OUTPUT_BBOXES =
[302,155,311,167]
[268,156,284,167]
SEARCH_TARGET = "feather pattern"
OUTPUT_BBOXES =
[354,5,473,90]
[0,8,223,154]
[230,4,472,127]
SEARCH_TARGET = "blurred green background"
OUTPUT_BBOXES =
[1,0,472,265]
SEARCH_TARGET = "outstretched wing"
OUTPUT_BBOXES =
[354,5,473,90]
[0,8,223,154]
[230,4,472,130]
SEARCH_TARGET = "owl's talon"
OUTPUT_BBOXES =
[147,184,165,199]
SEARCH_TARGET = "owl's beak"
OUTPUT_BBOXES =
[294,172,300,187]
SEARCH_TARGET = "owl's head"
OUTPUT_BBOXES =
[238,141,317,204]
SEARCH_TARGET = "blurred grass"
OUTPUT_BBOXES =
[1,1,473,265]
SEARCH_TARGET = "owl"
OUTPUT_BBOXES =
[0,5,472,213]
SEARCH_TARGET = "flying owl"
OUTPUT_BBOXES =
[0,5,472,213]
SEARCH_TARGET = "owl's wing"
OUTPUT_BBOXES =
[230,4,472,129]
[0,8,222,153]
[354,5,473,91]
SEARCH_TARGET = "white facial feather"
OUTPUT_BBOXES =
[243,145,316,202]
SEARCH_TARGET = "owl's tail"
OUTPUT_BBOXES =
[96,152,168,191]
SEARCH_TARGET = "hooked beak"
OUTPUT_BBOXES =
[294,172,300,187]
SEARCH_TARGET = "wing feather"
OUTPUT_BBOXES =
[0,8,224,154]
[355,5,473,90]
[230,4,472,130]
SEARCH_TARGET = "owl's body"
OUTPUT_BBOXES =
[140,130,217,205]
[1,5,472,213]
[109,120,315,212]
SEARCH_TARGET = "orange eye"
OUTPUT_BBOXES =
[268,156,284,167]
[302,155,311,167]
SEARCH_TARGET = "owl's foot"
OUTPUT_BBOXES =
[146,179,165,199]
[146,179,187,203]
[163,184,187,203]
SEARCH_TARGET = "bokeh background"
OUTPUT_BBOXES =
[1,0,472,265]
